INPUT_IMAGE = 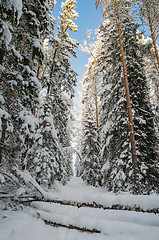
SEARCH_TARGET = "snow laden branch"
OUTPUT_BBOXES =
[14,168,47,199]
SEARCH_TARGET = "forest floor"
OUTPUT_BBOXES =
[1,177,159,240]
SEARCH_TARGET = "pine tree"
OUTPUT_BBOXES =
[138,0,159,69]
[97,4,159,193]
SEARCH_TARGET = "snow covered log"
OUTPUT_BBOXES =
[44,219,100,233]
[50,200,159,214]
[17,198,159,215]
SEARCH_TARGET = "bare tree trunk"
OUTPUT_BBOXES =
[145,3,159,70]
[113,0,138,192]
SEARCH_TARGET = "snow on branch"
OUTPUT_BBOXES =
[14,168,47,199]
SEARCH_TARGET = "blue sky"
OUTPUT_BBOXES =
[53,1,159,94]
[53,0,103,92]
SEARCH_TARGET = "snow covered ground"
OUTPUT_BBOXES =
[50,177,159,210]
[0,177,159,240]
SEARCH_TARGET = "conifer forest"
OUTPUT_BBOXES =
[0,1,159,239]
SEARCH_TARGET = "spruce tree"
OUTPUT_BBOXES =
[26,95,66,186]
[40,0,79,182]
[81,104,102,187]
[80,74,102,187]
[0,0,53,174]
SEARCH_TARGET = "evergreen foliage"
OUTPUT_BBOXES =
[0,0,78,188]
[80,73,102,187]
[81,104,102,187]
[98,6,159,193]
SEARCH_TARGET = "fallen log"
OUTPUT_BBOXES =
[15,197,159,215]
[36,199,159,214]
[44,219,100,233]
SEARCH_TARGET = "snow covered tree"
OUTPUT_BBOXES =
[43,0,79,96]
[81,105,102,187]
[38,0,79,182]
[26,95,67,186]
[81,31,103,134]
[0,0,56,177]
[95,0,139,188]
[1,0,49,170]
[0,0,23,163]
[97,2,159,193]
[137,33,159,160]
[80,71,102,187]
[137,0,159,70]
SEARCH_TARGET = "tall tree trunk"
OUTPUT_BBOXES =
[0,120,6,164]
[113,0,138,192]
[93,76,100,142]
[37,64,40,79]
[0,48,5,65]
[87,33,100,135]
[145,3,159,70]
[94,77,99,129]
[16,36,25,71]
[47,48,57,95]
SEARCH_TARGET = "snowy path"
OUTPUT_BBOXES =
[49,177,159,210]
[1,177,159,240]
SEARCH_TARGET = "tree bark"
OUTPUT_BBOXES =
[87,34,100,136]
[0,121,6,164]
[47,48,57,95]
[113,0,138,192]
[15,36,25,71]
[0,48,5,65]
[37,64,40,79]
[94,76,100,142]
[94,77,99,129]
[145,3,159,70]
